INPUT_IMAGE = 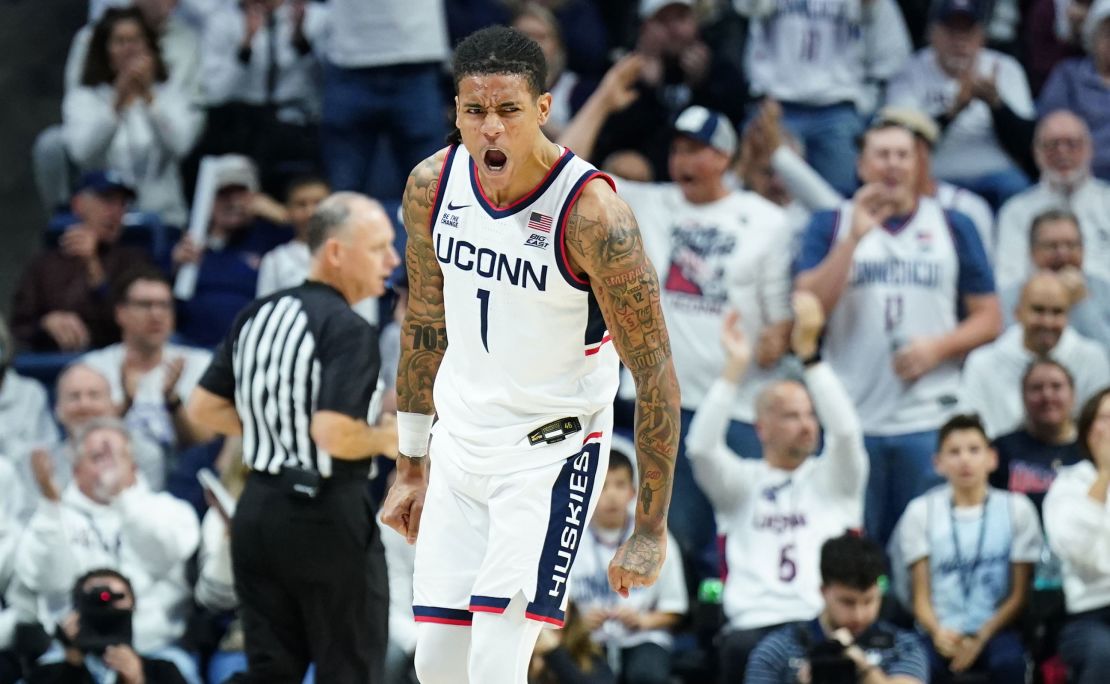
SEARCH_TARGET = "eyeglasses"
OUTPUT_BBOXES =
[125,299,173,312]
[1032,239,1081,252]
[1037,137,1086,151]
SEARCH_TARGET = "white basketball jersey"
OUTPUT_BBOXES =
[823,197,962,435]
[722,458,860,630]
[430,145,621,474]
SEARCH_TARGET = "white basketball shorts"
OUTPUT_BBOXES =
[412,406,613,628]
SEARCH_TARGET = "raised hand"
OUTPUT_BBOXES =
[31,449,61,502]
[719,309,752,383]
[790,291,825,360]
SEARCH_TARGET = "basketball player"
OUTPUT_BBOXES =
[380,26,681,684]
[794,120,1002,546]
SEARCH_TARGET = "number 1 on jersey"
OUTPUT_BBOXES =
[477,288,490,352]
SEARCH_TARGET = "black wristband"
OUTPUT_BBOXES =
[166,394,182,412]
[798,351,822,367]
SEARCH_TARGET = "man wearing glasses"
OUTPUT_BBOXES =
[996,111,1110,289]
[81,266,215,453]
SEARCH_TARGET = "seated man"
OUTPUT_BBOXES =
[11,171,153,352]
[999,209,1110,349]
[961,271,1109,437]
[995,111,1110,288]
[890,414,1042,684]
[15,418,200,683]
[685,292,868,681]
[991,359,1083,519]
[172,158,292,347]
[745,534,928,684]
[569,447,687,684]
[25,568,186,684]
[81,267,213,454]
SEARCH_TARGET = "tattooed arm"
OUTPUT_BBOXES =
[381,149,448,543]
[564,178,681,597]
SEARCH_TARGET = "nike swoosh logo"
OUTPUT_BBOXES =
[447,201,471,211]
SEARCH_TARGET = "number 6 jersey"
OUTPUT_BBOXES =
[427,144,620,474]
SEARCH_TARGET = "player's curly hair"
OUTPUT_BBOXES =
[452,26,548,97]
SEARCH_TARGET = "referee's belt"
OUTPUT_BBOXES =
[527,417,582,446]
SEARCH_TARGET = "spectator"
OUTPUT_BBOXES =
[12,172,154,353]
[65,0,201,97]
[562,85,794,574]
[589,0,748,182]
[735,0,911,195]
[887,0,1035,209]
[196,0,327,196]
[1024,0,1090,92]
[744,533,928,684]
[1043,388,1110,684]
[80,267,214,454]
[62,7,204,226]
[0,457,23,671]
[995,111,1110,288]
[991,359,1083,518]
[999,209,1110,348]
[172,158,292,347]
[686,293,868,681]
[569,448,687,684]
[0,315,61,469]
[33,0,203,215]
[529,602,616,684]
[15,418,201,683]
[1038,0,1110,180]
[25,568,187,684]
[511,3,596,140]
[794,120,1001,545]
[749,102,997,258]
[889,414,1041,684]
[319,0,448,200]
[961,272,1110,437]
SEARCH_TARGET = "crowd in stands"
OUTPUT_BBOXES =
[3,0,1110,682]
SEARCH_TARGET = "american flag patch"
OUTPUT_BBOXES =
[527,211,553,233]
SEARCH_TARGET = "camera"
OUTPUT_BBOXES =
[72,585,133,654]
[807,638,858,684]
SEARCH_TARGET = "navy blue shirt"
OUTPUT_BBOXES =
[991,428,1082,520]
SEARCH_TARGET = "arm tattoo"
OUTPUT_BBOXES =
[396,152,449,417]
[565,188,681,534]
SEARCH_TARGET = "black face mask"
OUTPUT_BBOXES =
[73,586,134,655]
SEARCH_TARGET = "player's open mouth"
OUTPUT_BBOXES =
[484,149,508,174]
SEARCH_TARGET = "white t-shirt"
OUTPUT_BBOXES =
[960,325,1110,438]
[994,177,1110,289]
[570,526,687,650]
[742,0,911,108]
[617,180,793,421]
[324,0,448,68]
[887,48,1034,180]
[1044,461,1110,613]
[890,486,1042,634]
[686,363,869,629]
[81,343,212,450]
[0,370,59,459]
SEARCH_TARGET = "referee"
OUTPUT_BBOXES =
[187,192,400,683]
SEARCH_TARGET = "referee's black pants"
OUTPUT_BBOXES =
[231,464,388,684]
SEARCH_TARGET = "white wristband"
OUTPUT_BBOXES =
[397,411,434,458]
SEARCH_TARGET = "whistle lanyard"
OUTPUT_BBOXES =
[948,494,989,603]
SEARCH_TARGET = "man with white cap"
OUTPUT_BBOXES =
[170,156,293,346]
[562,92,792,578]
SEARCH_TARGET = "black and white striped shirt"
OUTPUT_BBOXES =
[198,281,384,475]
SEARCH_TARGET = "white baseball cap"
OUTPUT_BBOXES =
[674,105,738,158]
[639,0,694,20]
